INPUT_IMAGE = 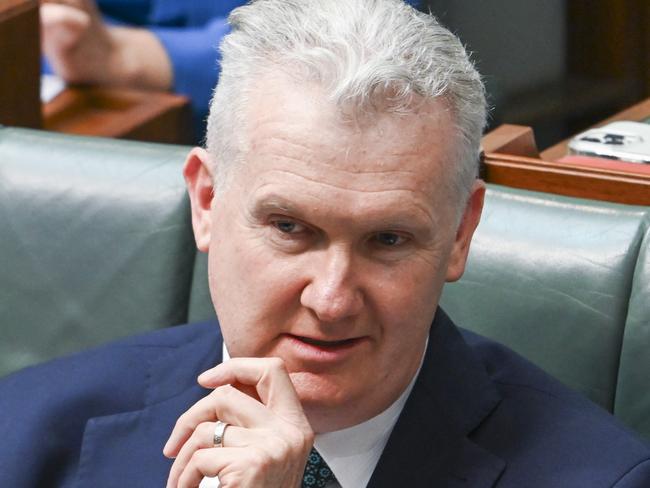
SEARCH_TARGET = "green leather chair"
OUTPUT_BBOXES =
[616,227,650,441]
[1,127,648,442]
[437,187,650,440]
[0,127,195,377]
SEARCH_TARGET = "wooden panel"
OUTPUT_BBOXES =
[0,0,41,129]
[44,87,193,145]
[482,153,650,206]
[482,102,650,206]
[481,124,539,158]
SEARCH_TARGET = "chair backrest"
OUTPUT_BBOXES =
[2,127,648,441]
[439,185,650,439]
[615,224,650,440]
[0,127,196,377]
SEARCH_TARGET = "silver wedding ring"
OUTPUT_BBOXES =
[213,420,229,448]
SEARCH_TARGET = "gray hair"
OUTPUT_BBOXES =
[206,0,486,210]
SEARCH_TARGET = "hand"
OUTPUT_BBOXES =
[40,0,172,90]
[164,358,315,488]
[40,0,114,84]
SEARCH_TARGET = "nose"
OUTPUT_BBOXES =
[300,245,364,323]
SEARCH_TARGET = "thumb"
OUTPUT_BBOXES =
[40,3,91,51]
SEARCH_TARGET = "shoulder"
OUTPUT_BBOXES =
[459,328,650,487]
[0,321,220,485]
[1,321,216,394]
[0,322,218,421]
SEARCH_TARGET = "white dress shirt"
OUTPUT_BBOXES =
[200,341,425,488]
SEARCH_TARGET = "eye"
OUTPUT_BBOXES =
[373,232,408,247]
[271,218,307,235]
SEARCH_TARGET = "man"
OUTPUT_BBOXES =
[1,0,649,487]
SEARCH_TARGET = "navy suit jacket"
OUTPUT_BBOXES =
[1,309,649,487]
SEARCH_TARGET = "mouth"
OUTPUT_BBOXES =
[293,335,360,349]
[282,333,366,362]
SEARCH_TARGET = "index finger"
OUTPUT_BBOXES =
[198,357,302,416]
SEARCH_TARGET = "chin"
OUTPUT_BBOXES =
[289,371,352,410]
[288,371,374,432]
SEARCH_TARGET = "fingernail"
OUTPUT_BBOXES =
[197,369,216,383]
[163,440,172,456]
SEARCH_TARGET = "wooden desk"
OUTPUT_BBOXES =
[0,0,41,129]
[481,115,650,205]
[44,86,194,145]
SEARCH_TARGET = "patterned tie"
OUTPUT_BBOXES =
[302,448,337,487]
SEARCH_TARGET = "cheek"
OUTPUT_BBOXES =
[369,257,445,320]
[363,265,441,380]
[207,236,308,353]
[366,259,445,357]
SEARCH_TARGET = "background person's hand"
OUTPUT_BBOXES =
[164,358,315,488]
[40,0,172,90]
[40,0,116,84]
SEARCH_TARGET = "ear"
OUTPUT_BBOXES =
[183,147,214,252]
[445,180,485,282]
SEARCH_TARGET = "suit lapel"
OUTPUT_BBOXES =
[367,309,505,488]
[73,324,223,487]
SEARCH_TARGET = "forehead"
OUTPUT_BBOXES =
[234,76,458,223]
[245,74,454,151]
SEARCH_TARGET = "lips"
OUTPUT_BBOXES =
[282,333,366,362]
[294,335,358,349]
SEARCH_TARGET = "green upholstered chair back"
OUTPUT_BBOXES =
[616,223,650,440]
[1,127,648,442]
[0,127,195,377]
[440,186,650,440]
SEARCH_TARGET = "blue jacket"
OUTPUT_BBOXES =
[2,309,647,487]
[99,0,245,141]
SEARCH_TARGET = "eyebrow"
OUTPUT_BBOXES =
[249,194,302,219]
[249,193,438,239]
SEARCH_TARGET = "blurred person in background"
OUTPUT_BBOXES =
[40,0,247,140]
[40,0,421,141]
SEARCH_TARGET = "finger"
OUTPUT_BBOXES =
[163,393,224,458]
[167,422,267,487]
[40,3,90,33]
[40,0,96,13]
[198,357,302,413]
[167,421,216,487]
[163,385,273,458]
[169,447,234,488]
[175,447,257,488]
